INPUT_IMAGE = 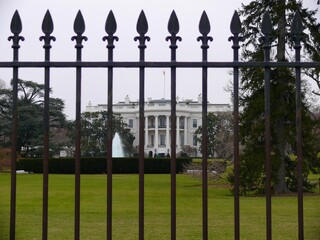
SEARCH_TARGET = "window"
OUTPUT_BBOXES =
[160,134,166,146]
[159,116,166,128]
[192,119,197,128]
[179,117,184,129]
[180,134,184,146]
[128,119,133,128]
[149,118,155,128]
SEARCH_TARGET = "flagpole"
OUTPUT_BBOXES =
[163,70,166,99]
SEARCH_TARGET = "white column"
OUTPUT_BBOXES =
[184,117,188,146]
[155,115,158,149]
[145,116,148,148]
[176,116,180,148]
[166,115,170,150]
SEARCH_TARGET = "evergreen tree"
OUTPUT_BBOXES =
[237,0,320,193]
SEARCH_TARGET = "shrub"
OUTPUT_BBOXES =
[17,157,192,174]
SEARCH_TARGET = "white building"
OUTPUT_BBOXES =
[85,95,231,157]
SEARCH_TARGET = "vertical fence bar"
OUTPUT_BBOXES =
[71,11,87,240]
[201,29,208,240]
[106,46,113,240]
[166,11,181,240]
[134,11,150,240]
[197,11,212,240]
[291,11,304,240]
[261,12,272,240]
[8,11,24,240]
[295,35,304,240]
[40,10,55,240]
[103,11,118,240]
[229,11,242,240]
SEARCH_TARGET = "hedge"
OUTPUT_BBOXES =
[17,157,192,174]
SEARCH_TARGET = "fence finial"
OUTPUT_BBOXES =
[137,10,148,35]
[199,11,211,35]
[74,10,86,35]
[261,11,272,36]
[292,11,303,34]
[134,11,150,50]
[103,11,119,50]
[228,11,243,50]
[42,10,54,34]
[168,11,179,35]
[291,11,303,50]
[260,11,274,48]
[40,10,56,49]
[8,10,25,48]
[197,11,213,50]
[166,11,182,50]
[10,10,22,35]
[72,10,87,49]
[230,11,241,35]
[105,10,117,35]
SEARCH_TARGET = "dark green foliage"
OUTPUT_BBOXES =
[0,79,68,156]
[69,111,135,157]
[17,157,192,174]
[233,0,320,194]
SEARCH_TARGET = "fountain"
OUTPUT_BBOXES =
[112,132,125,157]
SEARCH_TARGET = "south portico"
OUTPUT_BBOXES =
[144,114,190,156]
[85,95,231,157]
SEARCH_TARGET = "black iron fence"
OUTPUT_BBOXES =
[1,8,319,240]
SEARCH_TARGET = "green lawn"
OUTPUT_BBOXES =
[0,174,319,240]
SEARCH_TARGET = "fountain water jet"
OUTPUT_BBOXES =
[112,132,125,157]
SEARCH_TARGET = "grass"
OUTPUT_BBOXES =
[0,174,319,240]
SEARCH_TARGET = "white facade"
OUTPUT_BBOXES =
[85,95,231,156]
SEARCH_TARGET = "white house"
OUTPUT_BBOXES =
[85,95,231,156]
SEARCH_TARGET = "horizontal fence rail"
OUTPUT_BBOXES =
[1,7,316,240]
[0,61,319,68]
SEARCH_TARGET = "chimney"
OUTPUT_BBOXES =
[198,94,202,103]
[125,95,129,104]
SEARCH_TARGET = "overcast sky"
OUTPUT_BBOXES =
[0,0,319,119]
